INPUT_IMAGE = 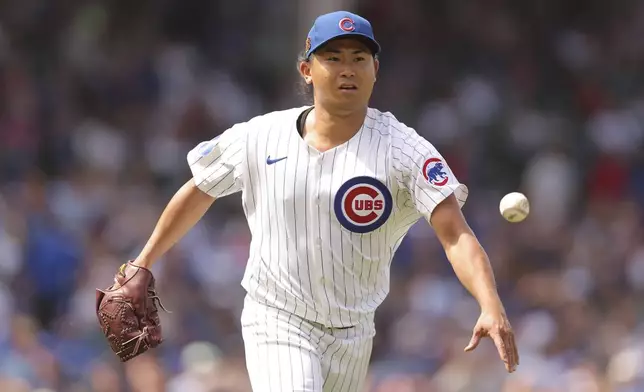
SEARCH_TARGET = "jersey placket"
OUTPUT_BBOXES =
[307,150,331,325]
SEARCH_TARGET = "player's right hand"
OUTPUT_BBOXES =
[464,309,519,373]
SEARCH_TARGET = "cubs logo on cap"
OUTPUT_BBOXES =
[334,176,392,233]
[305,11,381,58]
[339,17,356,32]
[422,158,449,186]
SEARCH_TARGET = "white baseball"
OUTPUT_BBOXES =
[499,192,530,223]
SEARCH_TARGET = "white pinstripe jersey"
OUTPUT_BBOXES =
[188,106,468,328]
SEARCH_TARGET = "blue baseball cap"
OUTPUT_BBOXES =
[305,11,381,58]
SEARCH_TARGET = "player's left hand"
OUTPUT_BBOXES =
[464,309,519,373]
[96,261,167,362]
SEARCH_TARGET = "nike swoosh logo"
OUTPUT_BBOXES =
[266,156,287,165]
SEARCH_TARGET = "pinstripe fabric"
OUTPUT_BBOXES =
[188,106,468,328]
[188,106,469,390]
[241,296,374,392]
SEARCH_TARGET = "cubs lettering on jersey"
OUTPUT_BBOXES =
[334,176,392,233]
[188,107,468,328]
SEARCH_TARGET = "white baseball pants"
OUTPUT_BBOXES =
[241,296,375,392]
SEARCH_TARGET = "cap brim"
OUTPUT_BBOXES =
[307,33,380,58]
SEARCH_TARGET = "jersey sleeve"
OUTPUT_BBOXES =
[187,122,248,198]
[393,129,468,219]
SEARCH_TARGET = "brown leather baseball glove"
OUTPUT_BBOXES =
[96,261,168,362]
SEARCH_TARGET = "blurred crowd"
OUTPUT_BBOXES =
[0,0,643,391]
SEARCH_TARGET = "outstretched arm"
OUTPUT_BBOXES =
[430,195,501,310]
[430,194,519,373]
[96,125,247,362]
[132,121,250,269]
[390,125,518,372]
[133,179,215,269]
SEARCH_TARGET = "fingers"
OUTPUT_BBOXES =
[490,332,511,371]
[496,325,519,373]
[508,327,520,367]
[505,334,517,372]
[464,329,482,352]
[464,317,520,373]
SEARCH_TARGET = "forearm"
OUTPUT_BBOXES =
[133,179,215,269]
[443,231,503,311]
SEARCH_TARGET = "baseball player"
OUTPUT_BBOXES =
[96,10,519,392]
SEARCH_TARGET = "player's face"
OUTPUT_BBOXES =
[300,38,379,111]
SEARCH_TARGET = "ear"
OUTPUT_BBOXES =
[374,58,380,81]
[299,60,313,85]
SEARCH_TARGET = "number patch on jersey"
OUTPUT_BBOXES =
[334,176,393,233]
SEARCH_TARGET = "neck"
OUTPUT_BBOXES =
[307,105,367,140]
